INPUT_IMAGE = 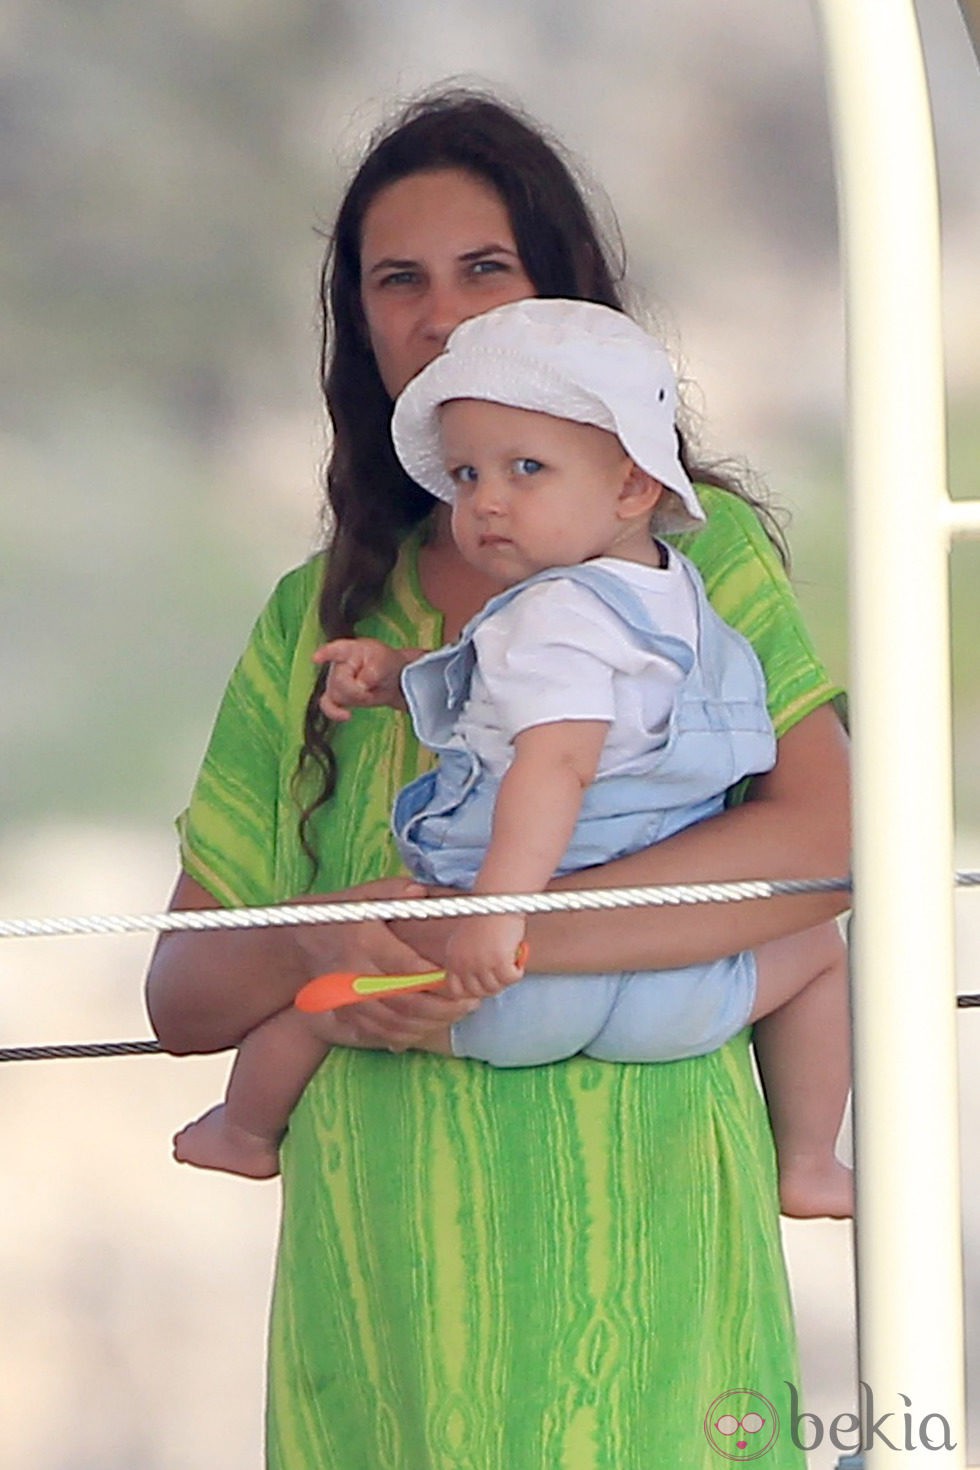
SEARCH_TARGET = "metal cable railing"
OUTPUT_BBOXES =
[3,870,979,1061]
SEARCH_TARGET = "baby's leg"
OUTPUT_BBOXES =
[751,921,853,1219]
[173,1007,331,1179]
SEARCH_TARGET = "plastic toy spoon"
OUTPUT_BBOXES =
[295,942,529,1014]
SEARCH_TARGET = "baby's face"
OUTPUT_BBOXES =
[439,399,638,585]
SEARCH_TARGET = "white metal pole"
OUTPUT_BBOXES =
[814,1,965,1464]
[944,500,980,540]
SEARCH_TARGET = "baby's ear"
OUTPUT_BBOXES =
[618,464,664,520]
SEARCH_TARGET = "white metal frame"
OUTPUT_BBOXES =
[816,1,980,1464]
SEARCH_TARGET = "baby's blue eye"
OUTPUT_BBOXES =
[514,458,543,477]
[451,464,478,485]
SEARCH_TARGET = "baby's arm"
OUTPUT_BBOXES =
[444,719,610,997]
[314,637,427,720]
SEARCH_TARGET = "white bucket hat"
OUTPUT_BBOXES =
[391,298,705,532]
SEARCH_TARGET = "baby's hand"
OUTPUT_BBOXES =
[313,638,417,721]
[443,914,527,999]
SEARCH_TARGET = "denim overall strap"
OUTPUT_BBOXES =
[400,560,697,754]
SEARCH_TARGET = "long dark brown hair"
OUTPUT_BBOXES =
[296,87,785,867]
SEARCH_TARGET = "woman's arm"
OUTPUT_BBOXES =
[392,701,850,973]
[145,871,479,1055]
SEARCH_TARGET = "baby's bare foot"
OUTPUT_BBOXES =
[173,1104,280,1179]
[779,1155,854,1219]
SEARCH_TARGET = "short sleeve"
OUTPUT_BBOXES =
[472,580,679,740]
[176,561,320,906]
[670,487,842,737]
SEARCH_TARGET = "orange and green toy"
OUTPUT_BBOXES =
[295,942,529,1014]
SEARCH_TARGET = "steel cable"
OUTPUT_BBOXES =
[3,870,979,1061]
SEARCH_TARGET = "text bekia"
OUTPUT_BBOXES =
[786,1381,956,1453]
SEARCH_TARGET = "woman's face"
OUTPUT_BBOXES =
[359,168,535,399]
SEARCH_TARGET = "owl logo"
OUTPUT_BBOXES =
[703,1389,780,1461]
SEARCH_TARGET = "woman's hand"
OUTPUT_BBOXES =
[320,987,479,1052]
[293,886,481,1050]
[146,872,474,1055]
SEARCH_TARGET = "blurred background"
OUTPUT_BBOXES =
[1,1,978,1465]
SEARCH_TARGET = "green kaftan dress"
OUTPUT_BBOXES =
[179,487,839,1469]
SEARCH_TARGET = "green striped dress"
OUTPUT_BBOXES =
[179,487,840,1469]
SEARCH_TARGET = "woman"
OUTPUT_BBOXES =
[146,89,849,1469]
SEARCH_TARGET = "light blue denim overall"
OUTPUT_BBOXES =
[393,557,776,1066]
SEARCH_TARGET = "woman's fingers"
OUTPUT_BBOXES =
[291,879,425,973]
[290,877,484,1050]
[307,930,429,987]
[329,992,479,1050]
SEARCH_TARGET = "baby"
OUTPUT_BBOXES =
[174,299,852,1219]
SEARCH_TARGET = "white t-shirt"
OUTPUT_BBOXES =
[454,550,699,780]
